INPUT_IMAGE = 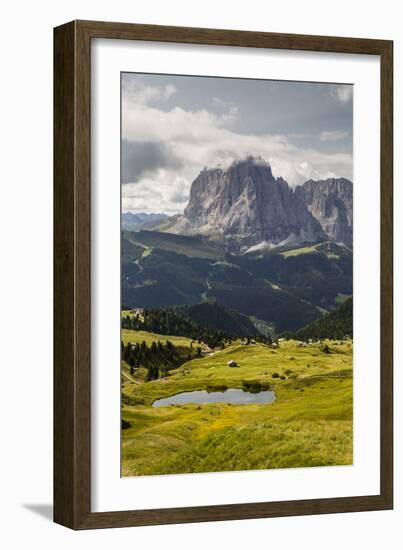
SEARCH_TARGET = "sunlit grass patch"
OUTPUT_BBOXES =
[122,337,353,476]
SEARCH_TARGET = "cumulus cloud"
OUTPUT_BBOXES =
[122,80,353,214]
[332,85,353,103]
[122,78,176,105]
[122,140,183,184]
[211,97,239,125]
[319,130,349,142]
[122,172,190,214]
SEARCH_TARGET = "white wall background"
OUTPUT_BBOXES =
[0,0,400,548]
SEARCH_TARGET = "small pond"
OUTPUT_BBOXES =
[153,388,276,407]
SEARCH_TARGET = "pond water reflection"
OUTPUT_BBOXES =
[152,388,276,407]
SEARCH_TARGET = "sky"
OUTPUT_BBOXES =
[121,72,353,214]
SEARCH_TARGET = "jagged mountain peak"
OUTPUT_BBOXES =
[302,176,352,187]
[161,158,325,251]
[155,158,353,251]
[295,177,353,247]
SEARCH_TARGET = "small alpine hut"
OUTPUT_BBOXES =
[228,360,238,368]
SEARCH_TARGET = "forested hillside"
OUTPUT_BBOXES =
[122,302,272,348]
[122,306,231,349]
[291,298,353,341]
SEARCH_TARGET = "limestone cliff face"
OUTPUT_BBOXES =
[161,158,324,251]
[295,178,353,247]
[158,158,353,252]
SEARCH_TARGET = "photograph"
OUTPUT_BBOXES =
[120,71,354,477]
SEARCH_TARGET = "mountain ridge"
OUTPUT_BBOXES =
[122,211,168,231]
[295,177,353,247]
[155,158,352,251]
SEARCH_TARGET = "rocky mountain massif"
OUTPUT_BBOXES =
[122,157,353,332]
[156,158,352,252]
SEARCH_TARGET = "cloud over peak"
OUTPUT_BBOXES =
[122,75,353,214]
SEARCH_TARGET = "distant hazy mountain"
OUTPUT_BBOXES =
[122,212,168,231]
[295,178,353,247]
[156,157,352,251]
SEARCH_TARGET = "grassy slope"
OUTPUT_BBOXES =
[122,338,353,476]
[122,329,194,348]
[281,244,320,257]
[279,241,348,259]
[123,230,222,260]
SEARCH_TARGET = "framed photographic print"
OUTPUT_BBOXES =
[54,20,393,529]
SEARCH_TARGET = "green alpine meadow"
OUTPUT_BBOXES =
[121,329,352,476]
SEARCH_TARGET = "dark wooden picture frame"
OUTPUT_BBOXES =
[54,20,393,530]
